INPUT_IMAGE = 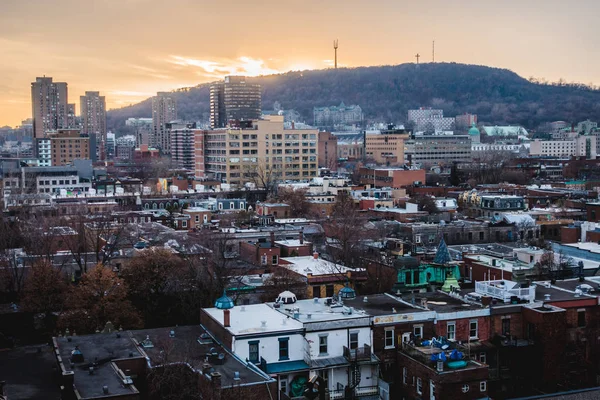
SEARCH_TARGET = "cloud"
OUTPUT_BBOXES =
[168,55,281,78]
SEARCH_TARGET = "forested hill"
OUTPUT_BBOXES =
[106,62,600,131]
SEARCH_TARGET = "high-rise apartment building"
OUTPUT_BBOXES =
[169,122,197,172]
[198,115,317,188]
[31,77,69,138]
[151,92,177,152]
[67,104,77,128]
[80,92,106,138]
[210,76,261,128]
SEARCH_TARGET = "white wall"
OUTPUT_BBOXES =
[234,333,305,364]
[305,327,371,359]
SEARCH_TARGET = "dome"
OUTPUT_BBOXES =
[338,284,356,300]
[276,291,297,304]
[468,123,480,136]
[214,291,234,310]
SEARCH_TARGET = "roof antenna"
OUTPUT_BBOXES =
[432,40,435,63]
[333,39,339,69]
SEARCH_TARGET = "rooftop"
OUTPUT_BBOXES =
[280,256,361,277]
[203,303,304,336]
[272,297,372,323]
[274,239,311,247]
[342,293,424,316]
[54,332,142,399]
[131,326,269,387]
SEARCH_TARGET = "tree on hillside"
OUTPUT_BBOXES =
[58,267,142,334]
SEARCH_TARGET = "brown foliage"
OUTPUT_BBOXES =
[276,187,310,218]
[260,267,308,302]
[20,261,68,315]
[58,267,142,334]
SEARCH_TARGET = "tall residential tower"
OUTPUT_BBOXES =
[151,92,177,152]
[31,77,69,138]
[209,76,261,128]
[80,91,106,139]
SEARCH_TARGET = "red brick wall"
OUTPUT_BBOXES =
[199,310,233,350]
[587,230,600,243]
[587,204,600,222]
[462,258,512,283]
[561,226,580,243]
[435,316,490,342]
[372,322,436,363]
[396,352,488,400]
[489,313,523,338]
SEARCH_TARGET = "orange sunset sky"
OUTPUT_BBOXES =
[1,0,599,127]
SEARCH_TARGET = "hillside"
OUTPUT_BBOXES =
[106,62,600,131]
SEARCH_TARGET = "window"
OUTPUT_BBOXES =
[195,215,200,223]
[261,254,268,265]
[479,352,487,364]
[502,317,511,336]
[415,234,421,243]
[385,328,395,348]
[402,367,407,385]
[414,325,423,339]
[430,380,436,400]
[319,335,328,355]
[349,332,359,350]
[578,309,586,327]
[272,255,278,265]
[182,221,187,228]
[278,338,289,360]
[248,341,259,363]
[312,286,320,298]
[447,322,456,341]
[462,384,470,393]
[469,320,478,339]
[480,381,487,392]
[416,378,422,394]
[279,375,288,394]
[325,285,334,297]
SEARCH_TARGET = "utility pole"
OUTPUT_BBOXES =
[333,39,339,69]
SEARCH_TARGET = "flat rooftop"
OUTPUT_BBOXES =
[55,332,142,399]
[203,303,304,336]
[131,326,268,387]
[281,256,360,277]
[402,291,486,313]
[272,298,370,322]
[343,293,423,316]
[275,239,311,247]
[0,344,61,400]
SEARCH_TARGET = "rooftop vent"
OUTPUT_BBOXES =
[70,346,84,363]
[88,367,94,375]
[544,294,551,301]
[102,386,109,395]
[261,321,267,328]
[123,377,133,385]
[141,335,154,348]
[313,298,319,303]
[234,371,240,381]
[169,330,175,338]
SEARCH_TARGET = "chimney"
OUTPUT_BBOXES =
[299,229,304,245]
[270,231,275,246]
[313,252,319,260]
[210,371,222,387]
[223,309,231,327]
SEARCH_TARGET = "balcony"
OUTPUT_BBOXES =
[475,280,535,303]
[329,385,379,399]
[343,344,374,363]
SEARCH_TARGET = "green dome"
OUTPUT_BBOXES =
[468,123,480,136]
[338,284,356,300]
[214,291,234,310]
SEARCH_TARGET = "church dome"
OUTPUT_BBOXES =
[468,123,480,136]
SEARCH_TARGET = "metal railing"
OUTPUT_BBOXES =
[343,344,372,362]
[475,281,535,302]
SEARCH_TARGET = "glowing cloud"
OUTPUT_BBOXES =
[168,55,281,78]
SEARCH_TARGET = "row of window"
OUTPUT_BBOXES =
[403,368,487,396]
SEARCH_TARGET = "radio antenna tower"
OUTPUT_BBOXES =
[333,39,339,69]
[432,40,435,63]
[415,53,420,64]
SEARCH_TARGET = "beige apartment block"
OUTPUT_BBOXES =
[365,132,409,165]
[200,115,318,188]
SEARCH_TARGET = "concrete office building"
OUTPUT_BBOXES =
[365,127,411,165]
[151,92,177,152]
[199,115,318,187]
[210,76,261,128]
[405,134,472,166]
[530,136,597,159]
[31,77,69,138]
[408,107,455,132]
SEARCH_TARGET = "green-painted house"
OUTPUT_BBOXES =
[393,238,460,293]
